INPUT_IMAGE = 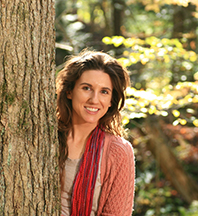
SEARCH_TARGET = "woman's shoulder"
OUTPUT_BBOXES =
[104,133,134,161]
[100,132,135,184]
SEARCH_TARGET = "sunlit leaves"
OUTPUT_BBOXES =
[123,37,137,47]
[122,116,129,125]
[111,36,125,47]
[145,36,160,46]
[103,36,198,127]
[189,51,197,62]
[148,105,157,115]
[117,57,131,67]
[172,110,180,117]
[102,36,125,47]
[193,119,198,127]
[193,72,198,80]
[102,36,198,68]
[173,118,187,126]
[122,82,198,126]
[136,0,198,12]
[180,119,187,125]
[102,36,112,45]
[126,87,136,96]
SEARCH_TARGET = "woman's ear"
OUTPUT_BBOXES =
[66,91,72,99]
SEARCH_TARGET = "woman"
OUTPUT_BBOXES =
[56,50,135,216]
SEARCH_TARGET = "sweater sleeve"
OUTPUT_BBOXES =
[97,135,135,216]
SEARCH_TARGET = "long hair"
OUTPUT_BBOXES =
[56,50,130,170]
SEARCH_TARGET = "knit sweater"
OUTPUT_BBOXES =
[61,133,135,216]
[97,133,135,216]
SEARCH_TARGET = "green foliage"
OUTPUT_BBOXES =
[122,82,198,127]
[102,36,198,127]
[132,0,198,13]
[179,201,198,216]
[133,145,187,216]
[102,36,197,68]
[103,36,198,99]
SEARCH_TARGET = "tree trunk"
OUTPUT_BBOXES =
[144,116,198,204]
[170,4,197,84]
[100,0,112,36]
[172,4,197,51]
[0,0,60,215]
[112,0,124,36]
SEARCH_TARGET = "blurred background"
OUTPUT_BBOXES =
[55,0,198,215]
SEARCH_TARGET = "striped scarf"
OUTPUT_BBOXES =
[70,126,105,216]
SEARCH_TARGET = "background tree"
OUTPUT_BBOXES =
[112,0,125,36]
[0,1,59,215]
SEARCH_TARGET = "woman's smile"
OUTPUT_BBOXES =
[85,106,99,112]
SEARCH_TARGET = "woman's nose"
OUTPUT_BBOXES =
[89,91,99,103]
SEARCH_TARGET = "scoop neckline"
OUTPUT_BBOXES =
[67,157,81,162]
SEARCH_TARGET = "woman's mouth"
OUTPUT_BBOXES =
[85,107,99,112]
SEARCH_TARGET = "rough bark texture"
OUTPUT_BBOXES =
[0,0,60,215]
[145,116,198,204]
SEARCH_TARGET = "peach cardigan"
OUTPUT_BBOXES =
[97,133,135,216]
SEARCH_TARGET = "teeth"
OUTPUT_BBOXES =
[86,107,99,112]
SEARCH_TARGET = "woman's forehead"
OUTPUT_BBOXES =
[76,70,113,89]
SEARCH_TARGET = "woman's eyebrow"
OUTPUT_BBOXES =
[80,82,92,87]
[80,82,112,92]
[102,87,112,92]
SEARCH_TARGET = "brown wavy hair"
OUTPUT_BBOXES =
[56,50,130,170]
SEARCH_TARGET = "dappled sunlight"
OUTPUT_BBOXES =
[122,81,198,130]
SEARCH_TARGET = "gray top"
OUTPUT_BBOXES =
[61,156,102,216]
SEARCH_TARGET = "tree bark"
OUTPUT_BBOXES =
[112,0,125,36]
[144,116,198,204]
[0,0,60,215]
[172,4,197,49]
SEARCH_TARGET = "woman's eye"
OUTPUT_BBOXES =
[83,86,91,91]
[101,90,108,94]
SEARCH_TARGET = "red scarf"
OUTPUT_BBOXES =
[70,126,105,216]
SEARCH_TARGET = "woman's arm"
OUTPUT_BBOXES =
[98,136,135,216]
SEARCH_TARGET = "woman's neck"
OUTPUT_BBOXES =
[67,123,97,159]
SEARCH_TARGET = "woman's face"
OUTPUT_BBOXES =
[67,70,113,127]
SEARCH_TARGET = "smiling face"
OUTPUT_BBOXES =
[67,70,113,127]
